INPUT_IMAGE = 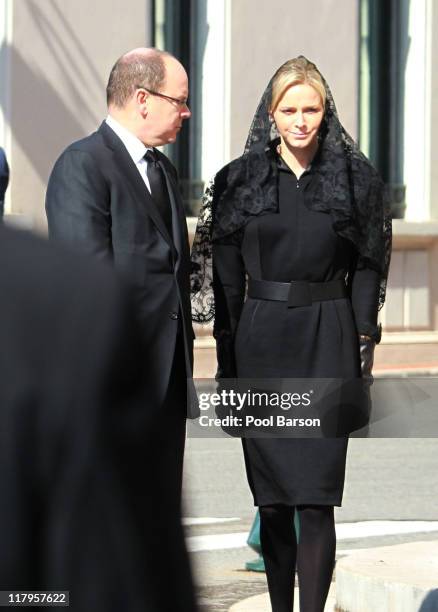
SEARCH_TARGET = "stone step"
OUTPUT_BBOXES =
[335,540,438,612]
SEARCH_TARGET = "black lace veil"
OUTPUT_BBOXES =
[191,57,392,323]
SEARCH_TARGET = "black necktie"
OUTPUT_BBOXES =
[144,150,173,237]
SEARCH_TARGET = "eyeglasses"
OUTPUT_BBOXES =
[137,86,188,108]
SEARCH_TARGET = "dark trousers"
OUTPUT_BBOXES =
[160,332,187,508]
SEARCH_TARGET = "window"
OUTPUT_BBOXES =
[360,0,409,218]
[154,0,204,215]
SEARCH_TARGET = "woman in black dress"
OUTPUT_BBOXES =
[191,57,391,612]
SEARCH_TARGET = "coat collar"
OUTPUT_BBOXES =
[105,115,150,165]
[98,121,177,254]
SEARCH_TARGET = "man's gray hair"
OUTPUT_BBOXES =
[106,49,170,108]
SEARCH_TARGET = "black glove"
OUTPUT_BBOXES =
[359,335,375,385]
[213,378,244,438]
[214,329,237,380]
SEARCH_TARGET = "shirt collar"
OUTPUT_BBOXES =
[105,115,151,164]
[277,155,313,177]
[276,147,321,177]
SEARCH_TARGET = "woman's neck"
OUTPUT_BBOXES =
[278,139,319,179]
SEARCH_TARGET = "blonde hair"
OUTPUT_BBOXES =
[270,57,326,112]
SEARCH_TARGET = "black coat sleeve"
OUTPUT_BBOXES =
[212,230,246,378]
[350,261,381,341]
[45,149,112,262]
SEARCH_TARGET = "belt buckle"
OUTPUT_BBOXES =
[287,281,312,308]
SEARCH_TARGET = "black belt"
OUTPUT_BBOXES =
[247,278,348,308]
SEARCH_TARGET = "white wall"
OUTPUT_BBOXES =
[229,0,359,160]
[0,0,13,214]
[6,0,152,232]
[429,0,438,220]
[403,0,431,221]
[199,0,230,180]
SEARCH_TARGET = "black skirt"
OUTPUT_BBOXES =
[236,295,356,507]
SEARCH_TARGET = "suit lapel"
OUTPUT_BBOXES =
[98,122,176,254]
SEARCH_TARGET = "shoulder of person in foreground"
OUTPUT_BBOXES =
[0,226,197,611]
[0,224,147,440]
[0,224,125,325]
[0,147,9,192]
[0,146,8,171]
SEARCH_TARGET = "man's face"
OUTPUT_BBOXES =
[144,58,191,146]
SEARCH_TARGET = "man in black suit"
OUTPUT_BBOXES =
[0,225,197,612]
[46,48,195,502]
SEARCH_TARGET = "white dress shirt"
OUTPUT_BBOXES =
[105,115,152,193]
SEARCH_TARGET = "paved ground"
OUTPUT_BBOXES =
[182,437,438,611]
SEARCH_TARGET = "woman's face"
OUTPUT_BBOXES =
[272,83,324,153]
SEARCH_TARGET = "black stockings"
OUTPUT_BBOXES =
[259,504,335,612]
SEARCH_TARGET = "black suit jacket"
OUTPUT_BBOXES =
[0,226,197,612]
[46,122,195,415]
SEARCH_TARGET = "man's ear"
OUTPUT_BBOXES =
[135,88,149,116]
